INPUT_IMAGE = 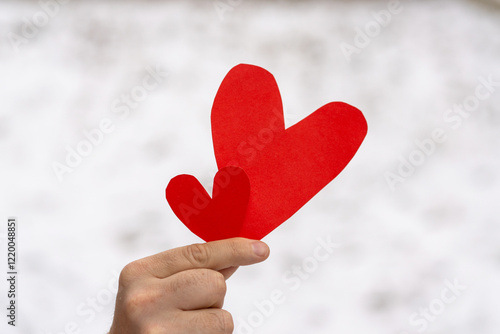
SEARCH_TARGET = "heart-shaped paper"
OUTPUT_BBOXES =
[166,64,367,242]
[166,166,250,242]
[211,64,368,240]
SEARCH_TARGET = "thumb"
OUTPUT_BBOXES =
[141,238,270,279]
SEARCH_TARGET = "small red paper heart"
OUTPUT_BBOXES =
[211,64,368,240]
[166,166,250,242]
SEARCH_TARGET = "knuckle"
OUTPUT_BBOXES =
[122,288,155,319]
[167,269,226,297]
[166,272,190,294]
[184,243,211,267]
[199,310,233,332]
[228,238,246,259]
[222,310,235,333]
[209,271,227,297]
[119,261,143,286]
[138,323,164,334]
[196,269,226,294]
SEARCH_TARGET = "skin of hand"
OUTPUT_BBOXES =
[108,238,270,334]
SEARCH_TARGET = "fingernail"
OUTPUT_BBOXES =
[252,241,268,257]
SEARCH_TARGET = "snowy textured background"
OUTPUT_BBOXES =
[1,0,500,333]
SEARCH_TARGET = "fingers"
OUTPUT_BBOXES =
[167,269,227,310]
[142,238,270,279]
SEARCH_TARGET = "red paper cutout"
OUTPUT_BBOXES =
[166,166,250,242]
[166,64,367,241]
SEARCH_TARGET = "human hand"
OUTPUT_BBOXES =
[109,238,270,333]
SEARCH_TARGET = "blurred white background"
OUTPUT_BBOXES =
[1,0,499,333]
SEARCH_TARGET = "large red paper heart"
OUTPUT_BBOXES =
[166,64,367,242]
[211,64,368,240]
[166,166,250,242]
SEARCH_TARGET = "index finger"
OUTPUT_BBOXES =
[140,238,270,279]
